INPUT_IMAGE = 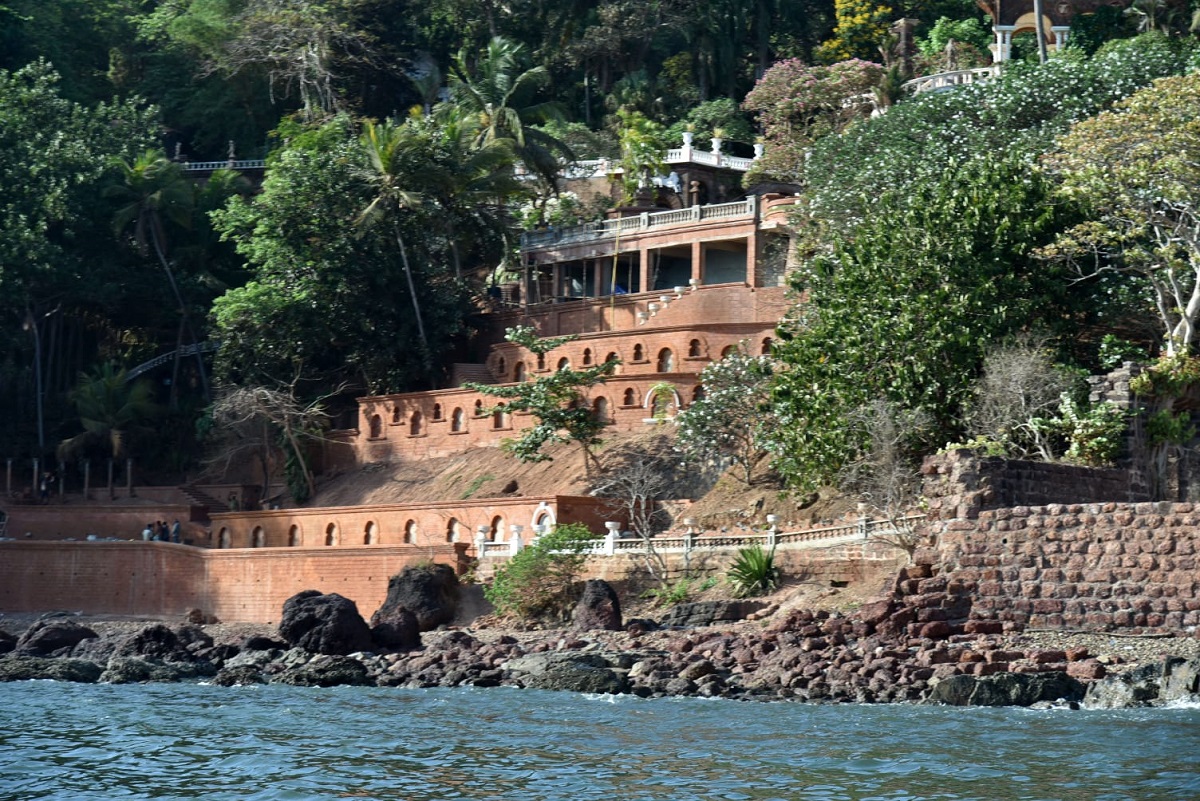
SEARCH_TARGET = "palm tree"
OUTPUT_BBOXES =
[58,363,159,462]
[106,150,210,404]
[356,119,431,367]
[448,36,571,184]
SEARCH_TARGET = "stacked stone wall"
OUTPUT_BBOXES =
[922,450,1148,520]
[930,501,1200,633]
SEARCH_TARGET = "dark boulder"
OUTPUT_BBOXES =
[371,565,460,633]
[271,655,374,687]
[278,591,373,655]
[572,579,622,631]
[242,635,288,652]
[370,607,421,651]
[174,625,214,654]
[658,600,766,629]
[211,665,267,686]
[504,652,629,694]
[926,672,1084,707]
[0,655,103,683]
[0,628,15,655]
[15,618,98,657]
[1083,657,1200,709]
[99,657,216,684]
[111,624,196,662]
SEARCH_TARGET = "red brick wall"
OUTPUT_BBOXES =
[931,501,1200,632]
[3,504,203,541]
[0,541,468,624]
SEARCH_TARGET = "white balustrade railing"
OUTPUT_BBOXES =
[901,67,997,96]
[477,514,925,558]
[181,159,266,172]
[520,196,757,248]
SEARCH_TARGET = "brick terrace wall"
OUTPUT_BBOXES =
[3,504,204,541]
[922,450,1149,521]
[0,541,468,623]
[208,495,620,551]
[930,501,1200,632]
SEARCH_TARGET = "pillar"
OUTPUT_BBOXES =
[691,241,705,285]
[639,247,651,295]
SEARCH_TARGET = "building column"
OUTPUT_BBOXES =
[993,26,1015,64]
[639,246,652,294]
[1051,26,1069,52]
[691,241,704,285]
[746,231,760,287]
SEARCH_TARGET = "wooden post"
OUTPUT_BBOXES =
[126,458,133,497]
[107,458,114,499]
[83,460,90,500]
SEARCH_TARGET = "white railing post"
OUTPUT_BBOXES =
[604,521,621,555]
[510,524,524,555]
[766,514,778,550]
[857,504,869,539]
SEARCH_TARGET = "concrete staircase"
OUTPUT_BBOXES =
[179,485,230,520]
[451,363,496,387]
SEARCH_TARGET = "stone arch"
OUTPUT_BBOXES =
[446,517,460,543]
[644,384,682,416]
[288,524,302,547]
[474,399,485,416]
[514,361,526,382]
[557,356,570,371]
[720,344,736,359]
[404,519,417,544]
[530,501,557,531]
[493,405,508,429]
[218,527,230,549]
[605,352,620,374]
[622,387,637,406]
[633,343,645,362]
[452,407,465,432]
[761,337,773,355]
[364,521,378,545]
[251,526,265,548]
[325,522,338,546]
[490,515,504,541]
[409,410,423,436]
[391,406,401,425]
[432,403,443,421]
[593,396,610,423]
[369,414,383,439]
[688,338,702,357]
[656,347,675,372]
[582,348,593,365]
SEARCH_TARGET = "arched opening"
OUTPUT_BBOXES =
[720,345,736,359]
[536,353,546,370]
[474,399,485,416]
[692,385,705,403]
[605,352,619,374]
[391,406,401,425]
[369,414,383,439]
[325,523,338,546]
[409,410,423,436]
[622,387,636,406]
[364,521,378,545]
[593,396,610,424]
[489,515,504,541]
[446,517,460,543]
[493,405,508,429]
[451,407,465,432]
[432,403,443,421]
[633,344,645,362]
[582,348,593,365]
[514,362,526,382]
[404,519,417,544]
[761,337,773,355]
[251,526,265,548]
[218,527,230,549]
[656,348,675,372]
[557,356,570,371]
[688,339,702,358]
[288,525,301,547]
[496,356,506,376]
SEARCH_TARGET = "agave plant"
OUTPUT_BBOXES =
[727,544,780,598]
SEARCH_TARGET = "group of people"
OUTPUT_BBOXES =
[141,519,182,543]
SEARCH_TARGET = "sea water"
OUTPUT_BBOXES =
[1,682,1197,801]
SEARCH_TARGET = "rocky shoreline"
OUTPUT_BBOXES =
[3,566,1198,709]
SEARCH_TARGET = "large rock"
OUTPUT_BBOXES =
[572,580,622,631]
[271,655,374,687]
[99,657,216,684]
[370,607,420,651]
[0,628,15,655]
[15,617,98,657]
[371,565,460,633]
[1083,657,1200,709]
[926,672,1085,707]
[0,656,103,683]
[658,600,766,629]
[503,652,629,694]
[111,624,197,662]
[278,591,373,655]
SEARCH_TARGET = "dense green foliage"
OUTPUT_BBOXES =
[483,522,597,619]
[726,544,780,597]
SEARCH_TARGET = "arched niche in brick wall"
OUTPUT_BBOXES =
[514,362,526,382]
[451,407,465,432]
[391,406,401,425]
[251,526,265,548]
[622,387,637,406]
[496,355,506,377]
[432,403,442,421]
[720,344,736,359]
[409,410,424,436]
[404,519,417,544]
[288,524,302,547]
[369,414,383,439]
[692,385,705,403]
[633,344,645,362]
[657,348,675,372]
[218,527,230,548]
[761,337,773,355]
[688,338,702,358]
[605,352,619,374]
[490,515,504,541]
[556,356,570,371]
[582,348,593,365]
[492,406,508,429]
[364,521,378,545]
[325,522,338,546]
[446,517,460,543]
[593,396,610,423]
[474,399,485,417]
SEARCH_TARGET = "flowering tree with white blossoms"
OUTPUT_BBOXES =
[675,347,773,485]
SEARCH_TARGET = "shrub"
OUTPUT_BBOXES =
[726,545,780,598]
[484,523,597,621]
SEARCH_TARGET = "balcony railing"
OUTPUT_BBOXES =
[901,67,998,95]
[520,196,758,249]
